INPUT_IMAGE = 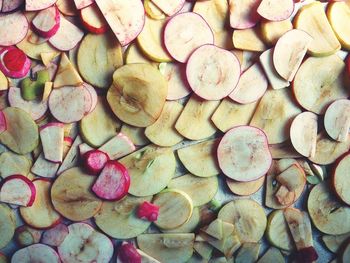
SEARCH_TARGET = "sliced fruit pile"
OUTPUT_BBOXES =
[0,0,350,262]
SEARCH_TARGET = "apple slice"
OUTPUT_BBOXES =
[31,152,58,178]
[150,0,184,16]
[324,99,350,142]
[228,0,261,29]
[12,244,60,263]
[165,207,200,234]
[273,29,312,81]
[0,71,8,92]
[193,242,213,261]
[95,0,144,46]
[80,3,107,34]
[120,125,149,146]
[57,0,77,16]
[226,176,265,196]
[26,0,57,11]
[125,43,157,65]
[1,0,23,12]
[0,151,31,179]
[0,175,36,206]
[0,12,28,46]
[164,12,214,63]
[79,143,93,156]
[327,2,350,50]
[41,223,69,247]
[261,19,293,45]
[74,0,93,9]
[32,5,60,38]
[57,135,82,175]
[40,122,64,163]
[58,223,114,263]
[322,233,350,253]
[235,243,261,263]
[256,247,284,263]
[333,153,350,205]
[257,0,294,21]
[98,133,135,159]
[217,126,272,182]
[15,225,41,247]
[54,53,83,88]
[343,242,350,263]
[144,0,166,20]
[232,28,267,52]
[0,204,16,249]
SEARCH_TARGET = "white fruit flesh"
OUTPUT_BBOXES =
[40,123,64,163]
[0,151,31,179]
[150,0,184,16]
[333,153,350,205]
[11,244,60,263]
[232,28,267,52]
[57,135,82,175]
[226,176,264,196]
[164,207,200,234]
[32,5,59,36]
[74,0,93,9]
[0,176,35,206]
[0,204,16,249]
[120,124,149,146]
[0,12,28,47]
[80,4,107,32]
[322,233,350,253]
[31,153,59,178]
[324,99,350,142]
[228,0,261,29]
[25,0,56,11]
[257,0,294,21]
[41,223,69,247]
[327,2,350,50]
[98,133,135,159]
[126,43,157,65]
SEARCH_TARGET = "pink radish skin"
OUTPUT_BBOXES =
[80,3,108,34]
[11,244,60,263]
[137,201,159,222]
[0,110,6,133]
[41,223,69,247]
[32,5,61,38]
[1,0,24,12]
[118,242,142,263]
[0,47,30,78]
[74,0,94,9]
[0,174,36,207]
[92,160,130,201]
[26,0,57,11]
[82,150,110,175]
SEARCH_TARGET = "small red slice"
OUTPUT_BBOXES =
[137,201,160,222]
[82,149,110,175]
[3,48,27,72]
[118,242,142,263]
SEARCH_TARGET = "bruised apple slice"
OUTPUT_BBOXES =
[290,111,318,158]
[333,153,350,205]
[0,12,28,46]
[41,223,69,247]
[226,176,265,196]
[164,207,200,234]
[0,204,16,249]
[58,223,113,263]
[218,199,267,242]
[94,195,152,239]
[32,5,60,38]
[327,2,350,50]
[95,0,144,46]
[294,2,340,56]
[324,99,350,142]
[177,138,220,177]
[164,12,214,63]
[78,32,123,89]
[0,151,31,179]
[138,234,194,263]
[293,55,349,115]
[51,167,102,221]
[98,133,135,159]
[186,44,240,100]
[257,0,294,22]
[175,94,219,140]
[232,28,267,52]
[308,181,350,235]
[322,233,350,253]
[40,123,64,163]
[80,3,108,34]
[150,0,184,16]
[260,19,293,45]
[107,64,167,127]
[228,0,261,29]
[273,29,312,82]
[217,126,272,182]
[11,244,60,263]
[54,53,83,88]
[20,179,61,229]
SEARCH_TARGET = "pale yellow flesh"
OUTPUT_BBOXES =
[260,19,293,45]
[257,247,284,263]
[232,28,267,52]
[125,43,158,66]
[163,207,200,234]
[0,151,31,179]
[324,99,350,142]
[0,71,8,91]
[54,53,83,88]
[268,141,302,159]
[235,242,261,263]
[327,2,350,50]
[226,176,264,196]
[333,154,350,205]
[322,233,350,253]
[144,0,165,20]
[120,124,150,146]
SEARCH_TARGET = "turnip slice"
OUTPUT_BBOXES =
[228,0,261,29]
[273,29,312,82]
[74,0,93,9]
[257,0,294,22]
[333,153,350,205]
[217,126,272,182]
[41,223,69,247]
[150,0,185,16]
[92,160,130,201]
[98,133,135,160]
[290,111,318,158]
[40,122,64,163]
[31,153,59,178]
[58,222,114,263]
[11,244,60,263]
[49,15,84,51]
[186,44,240,100]
[80,3,107,34]
[324,99,350,142]
[0,175,36,206]
[1,0,24,12]
[95,0,145,46]
[0,110,6,134]
[229,62,268,104]
[164,12,214,63]
[32,5,60,38]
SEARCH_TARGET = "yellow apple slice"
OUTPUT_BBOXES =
[144,0,165,20]
[41,52,60,67]
[322,233,350,253]
[235,242,261,263]
[294,1,341,56]
[54,53,83,88]
[226,176,265,196]
[333,153,350,205]
[268,141,302,159]
[232,27,267,52]
[164,207,200,234]
[125,43,157,66]
[0,71,8,91]
[327,2,350,50]
[261,19,293,45]
[324,99,350,142]
[120,124,150,146]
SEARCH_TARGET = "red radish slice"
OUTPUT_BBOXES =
[257,0,294,22]
[290,111,318,158]
[324,99,350,142]
[49,15,84,51]
[333,153,350,205]
[40,122,64,163]
[92,160,130,201]
[82,149,110,175]
[0,47,31,78]
[11,244,60,263]
[32,5,60,38]
[164,12,214,63]
[41,223,69,247]
[217,126,272,182]
[95,0,145,46]
[137,201,159,222]
[25,0,57,11]
[48,86,87,123]
[58,222,114,263]
[0,12,28,46]
[98,133,136,160]
[80,3,107,34]
[3,48,26,71]
[1,0,24,12]
[273,29,312,81]
[118,242,142,263]
[8,87,48,121]
[83,83,98,114]
[74,0,94,9]
[150,0,185,16]
[0,175,36,207]
[186,44,241,100]
[228,0,261,29]
[0,110,6,134]
[229,62,268,104]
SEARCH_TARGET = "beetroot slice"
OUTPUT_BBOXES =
[118,242,142,263]
[137,201,159,222]
[0,47,31,78]
[3,48,26,71]
[82,150,110,175]
[92,160,130,201]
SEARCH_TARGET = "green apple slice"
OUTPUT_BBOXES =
[0,151,31,179]
[257,247,285,263]
[194,241,213,260]
[322,233,350,253]
[120,124,150,146]
[235,242,261,263]
[163,207,200,234]
[54,53,83,89]
[0,204,16,249]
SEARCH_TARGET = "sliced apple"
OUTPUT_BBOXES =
[193,241,213,260]
[164,207,200,234]
[57,0,77,16]
[54,53,83,88]
[0,151,31,179]
[120,124,149,146]
[228,0,261,29]
[125,43,157,65]
[322,233,350,253]
[150,0,184,16]
[268,141,302,159]
[257,0,294,21]
[12,244,60,263]
[40,122,64,163]
[98,133,135,159]
[0,203,15,249]
[15,225,41,247]
[260,19,293,45]
[0,71,8,91]
[226,176,265,196]
[57,135,82,175]
[232,27,267,52]
[32,5,60,38]
[343,242,350,263]
[324,99,350,142]
[0,12,28,46]
[333,153,350,205]
[144,0,166,20]
[327,2,350,50]
[235,242,261,263]
[256,247,284,263]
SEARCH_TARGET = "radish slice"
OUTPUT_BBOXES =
[41,223,69,247]
[0,12,28,46]
[48,86,87,123]
[164,12,214,63]
[49,15,84,51]
[229,62,268,104]
[217,126,272,182]
[82,149,110,175]
[0,110,6,134]
[186,44,241,100]
[80,3,107,34]
[257,0,294,22]
[95,0,145,46]
[1,0,24,12]
[11,244,60,263]
[74,0,94,9]
[40,122,64,163]
[333,153,350,205]
[92,160,130,201]
[150,0,185,16]
[25,0,57,11]
[324,99,350,142]
[137,201,159,222]
[0,175,36,207]
[83,83,98,114]
[0,47,31,78]
[32,5,60,38]
[228,0,261,29]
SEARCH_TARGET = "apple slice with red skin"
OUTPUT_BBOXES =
[333,153,350,205]
[80,3,108,34]
[11,244,60,263]
[74,0,93,9]
[0,47,31,78]
[0,175,36,207]
[92,160,130,201]
[324,99,350,142]
[41,223,69,247]
[228,0,261,29]
[217,126,272,182]
[32,5,60,38]
[150,0,185,16]
[1,0,23,12]
[98,133,136,160]
[0,110,6,134]
[26,0,57,11]
[40,122,64,163]
[257,0,294,22]
[82,149,109,175]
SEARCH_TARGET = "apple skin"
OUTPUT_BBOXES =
[80,5,108,34]
[32,6,61,38]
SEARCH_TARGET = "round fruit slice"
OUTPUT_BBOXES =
[308,181,350,235]
[80,4,108,34]
[333,153,350,205]
[144,0,166,20]
[343,242,350,263]
[324,99,350,142]
[226,176,264,196]
[150,0,185,16]
[125,43,157,65]
[41,223,69,247]
[228,0,261,29]
[257,0,294,22]
[327,2,350,50]
[164,207,200,234]
[218,199,266,242]
[0,151,31,179]
[0,11,28,46]
[153,189,193,230]
[0,204,16,249]
[164,12,214,63]
[11,244,60,263]
[322,233,350,254]
[32,5,60,38]
[94,195,152,239]
[217,126,272,182]
[107,63,168,127]
[51,167,102,221]
[186,44,240,100]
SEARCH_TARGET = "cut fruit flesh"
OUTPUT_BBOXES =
[11,244,60,263]
[226,176,265,196]
[257,0,294,21]
[0,12,28,46]
[333,153,350,205]
[257,247,284,263]
[98,133,135,160]
[57,135,82,175]
[150,0,184,16]
[164,207,200,234]
[261,19,293,45]
[80,3,108,34]
[15,225,41,247]
[41,223,69,247]
[235,242,261,263]
[74,0,93,9]
[25,0,57,11]
[32,5,60,38]
[144,0,166,20]
[54,53,83,89]
[327,2,350,50]
[125,43,157,66]
[343,242,350,263]
[120,125,149,146]
[31,153,59,178]
[228,0,261,29]
[57,0,77,16]
[0,204,15,249]
[324,99,350,142]
[0,151,31,179]
[232,28,267,52]
[40,123,64,163]
[322,233,350,253]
